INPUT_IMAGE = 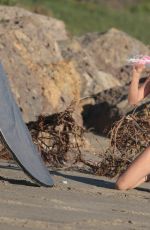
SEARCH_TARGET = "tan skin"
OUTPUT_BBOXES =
[115,64,150,190]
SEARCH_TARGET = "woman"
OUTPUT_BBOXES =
[115,63,150,190]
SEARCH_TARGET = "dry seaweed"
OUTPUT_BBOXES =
[0,101,149,179]
[100,103,150,177]
[0,101,85,166]
[28,101,85,167]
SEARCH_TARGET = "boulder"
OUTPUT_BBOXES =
[59,38,121,97]
[82,83,130,135]
[78,28,150,83]
[79,28,149,70]
[0,6,81,122]
[82,80,150,136]
[0,6,68,41]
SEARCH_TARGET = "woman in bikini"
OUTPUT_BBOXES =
[115,63,150,190]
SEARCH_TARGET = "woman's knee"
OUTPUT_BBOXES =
[115,179,130,191]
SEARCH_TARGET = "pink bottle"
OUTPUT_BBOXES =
[127,55,150,68]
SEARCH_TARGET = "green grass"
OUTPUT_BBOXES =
[0,0,149,44]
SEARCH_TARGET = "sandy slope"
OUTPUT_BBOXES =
[0,162,150,230]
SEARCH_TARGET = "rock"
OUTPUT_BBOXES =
[59,38,121,97]
[82,79,150,136]
[0,6,68,41]
[67,28,150,135]
[0,6,149,137]
[78,28,150,83]
[0,6,81,122]
[79,28,149,70]
[82,84,130,135]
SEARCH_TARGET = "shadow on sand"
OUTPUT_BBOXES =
[0,175,39,187]
[0,163,39,187]
[53,171,115,189]
[1,163,150,192]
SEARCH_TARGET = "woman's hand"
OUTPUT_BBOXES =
[128,63,145,105]
[132,63,145,76]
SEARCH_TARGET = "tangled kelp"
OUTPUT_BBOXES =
[0,102,149,178]
[0,101,85,165]
[28,101,85,167]
[73,103,150,178]
[31,100,147,178]
[99,102,150,177]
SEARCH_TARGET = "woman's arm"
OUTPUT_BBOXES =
[128,64,150,105]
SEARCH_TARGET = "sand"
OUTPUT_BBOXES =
[0,162,150,230]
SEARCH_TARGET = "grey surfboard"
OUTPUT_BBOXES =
[0,63,54,187]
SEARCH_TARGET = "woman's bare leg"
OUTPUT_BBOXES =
[115,146,150,190]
